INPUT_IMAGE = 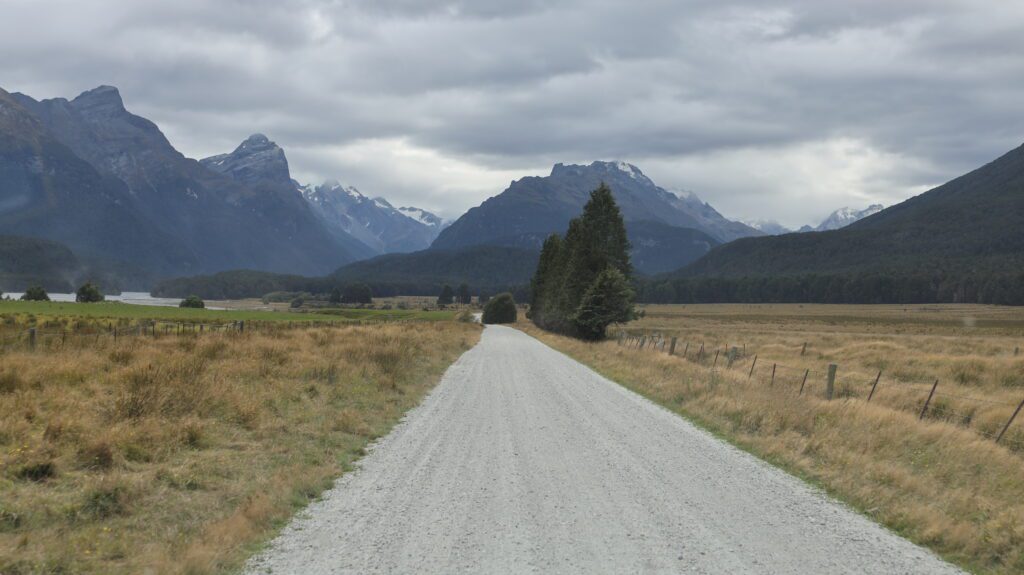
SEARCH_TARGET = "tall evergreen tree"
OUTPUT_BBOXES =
[572,267,634,340]
[527,182,634,339]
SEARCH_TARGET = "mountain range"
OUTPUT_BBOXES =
[745,204,885,235]
[0,85,445,289]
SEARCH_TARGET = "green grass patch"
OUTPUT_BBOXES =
[0,301,454,323]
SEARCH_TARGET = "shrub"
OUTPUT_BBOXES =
[21,286,50,301]
[76,283,104,303]
[16,461,56,482]
[179,295,205,309]
[290,297,304,309]
[483,293,517,324]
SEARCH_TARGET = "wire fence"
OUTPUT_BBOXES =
[616,331,1024,453]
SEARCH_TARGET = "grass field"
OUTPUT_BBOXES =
[520,303,1024,575]
[0,300,455,324]
[0,310,479,574]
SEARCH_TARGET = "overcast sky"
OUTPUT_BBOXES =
[3,0,1023,227]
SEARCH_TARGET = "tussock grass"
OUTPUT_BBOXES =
[520,306,1024,575]
[0,321,479,574]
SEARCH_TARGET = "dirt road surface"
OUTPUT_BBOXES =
[246,325,962,574]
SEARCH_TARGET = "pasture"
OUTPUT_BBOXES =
[0,303,479,574]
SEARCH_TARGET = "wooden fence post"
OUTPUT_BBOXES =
[698,343,705,361]
[240,321,245,334]
[867,371,882,402]
[29,328,36,350]
[798,369,809,395]
[639,336,646,349]
[920,380,939,419]
[996,397,1024,444]
[748,355,758,378]
[801,342,807,356]
[683,342,690,358]
[669,337,678,356]
[770,363,777,386]
[713,350,720,367]
[826,364,837,400]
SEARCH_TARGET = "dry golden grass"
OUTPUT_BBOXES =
[519,304,1024,575]
[0,321,480,574]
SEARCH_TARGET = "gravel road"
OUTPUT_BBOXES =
[246,325,962,574]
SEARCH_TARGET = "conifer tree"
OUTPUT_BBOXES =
[527,182,634,339]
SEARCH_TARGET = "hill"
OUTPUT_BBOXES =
[640,143,1024,305]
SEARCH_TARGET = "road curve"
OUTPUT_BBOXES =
[246,325,962,574]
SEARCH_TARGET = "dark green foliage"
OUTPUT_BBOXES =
[342,283,373,304]
[572,267,635,340]
[0,235,77,292]
[151,246,539,300]
[290,296,305,309]
[482,293,517,324]
[437,284,454,305]
[179,295,205,309]
[457,283,471,304]
[529,183,635,339]
[21,286,50,301]
[329,287,343,304]
[637,271,1024,306]
[75,283,104,303]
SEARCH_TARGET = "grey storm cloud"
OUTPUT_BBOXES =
[2,0,1023,226]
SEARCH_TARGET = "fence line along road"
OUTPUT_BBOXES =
[617,331,1024,451]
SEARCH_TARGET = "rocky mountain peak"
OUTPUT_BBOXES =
[70,85,126,117]
[201,133,291,186]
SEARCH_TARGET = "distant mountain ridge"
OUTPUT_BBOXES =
[433,161,759,252]
[746,205,886,236]
[201,134,446,256]
[4,85,367,282]
[812,204,885,231]
[299,180,445,254]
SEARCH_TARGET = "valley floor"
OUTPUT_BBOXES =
[247,325,959,574]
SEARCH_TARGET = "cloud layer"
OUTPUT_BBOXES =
[3,0,1023,226]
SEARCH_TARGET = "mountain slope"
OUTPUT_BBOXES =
[432,161,759,251]
[11,87,359,276]
[682,143,1024,279]
[299,181,443,254]
[0,87,193,280]
[330,245,539,292]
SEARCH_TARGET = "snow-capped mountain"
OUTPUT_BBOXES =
[812,204,884,231]
[398,206,446,229]
[742,219,792,235]
[301,181,446,254]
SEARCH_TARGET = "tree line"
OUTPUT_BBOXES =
[528,183,635,340]
[636,271,1024,305]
